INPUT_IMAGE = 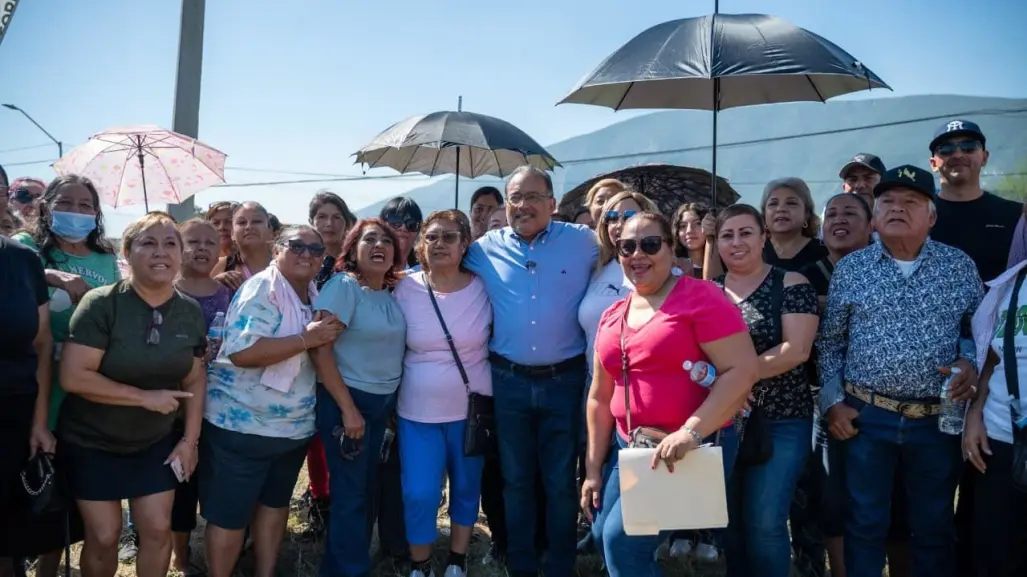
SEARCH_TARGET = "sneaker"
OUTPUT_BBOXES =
[668,538,693,558]
[694,542,720,562]
[118,529,139,561]
[409,568,435,577]
[443,565,466,577]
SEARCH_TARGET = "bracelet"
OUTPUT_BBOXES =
[298,333,308,350]
[179,437,199,447]
[682,426,703,445]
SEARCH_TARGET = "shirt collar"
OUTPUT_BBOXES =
[873,237,937,263]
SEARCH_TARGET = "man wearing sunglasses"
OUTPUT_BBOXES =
[8,176,45,222]
[926,119,1023,577]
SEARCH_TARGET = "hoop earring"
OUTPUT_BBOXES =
[803,221,809,229]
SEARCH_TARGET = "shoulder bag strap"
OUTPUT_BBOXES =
[425,277,470,390]
[770,267,785,344]
[1003,268,1027,424]
[815,260,832,284]
[620,298,633,433]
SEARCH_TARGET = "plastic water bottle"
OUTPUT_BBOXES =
[207,312,226,360]
[683,360,717,388]
[938,366,966,435]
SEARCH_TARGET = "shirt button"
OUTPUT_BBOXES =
[531,295,537,300]
[532,346,537,351]
[531,321,536,325]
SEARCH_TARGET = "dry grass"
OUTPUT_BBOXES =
[32,465,728,577]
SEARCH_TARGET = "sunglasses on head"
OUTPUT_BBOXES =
[12,187,38,205]
[934,140,982,156]
[146,309,164,346]
[281,238,327,258]
[616,236,665,257]
[423,231,461,245]
[605,209,638,222]
[386,218,421,233]
[208,201,239,210]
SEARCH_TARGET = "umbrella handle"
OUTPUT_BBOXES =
[136,136,149,213]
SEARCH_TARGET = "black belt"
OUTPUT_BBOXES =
[489,353,586,379]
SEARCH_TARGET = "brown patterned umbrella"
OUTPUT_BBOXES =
[558,163,740,217]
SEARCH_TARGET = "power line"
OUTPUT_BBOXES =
[0,143,54,154]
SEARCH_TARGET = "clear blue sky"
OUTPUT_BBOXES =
[1,0,1024,235]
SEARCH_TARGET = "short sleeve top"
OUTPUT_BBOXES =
[595,276,749,440]
[60,282,207,453]
[0,237,49,396]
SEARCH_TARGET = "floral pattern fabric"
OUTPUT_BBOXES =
[205,271,316,440]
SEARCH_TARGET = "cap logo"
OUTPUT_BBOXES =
[946,121,965,132]
[898,167,917,181]
[854,154,867,162]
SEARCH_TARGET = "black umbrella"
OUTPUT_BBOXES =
[559,163,740,216]
[557,6,890,207]
[355,97,560,209]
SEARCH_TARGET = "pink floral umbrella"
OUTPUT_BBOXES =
[53,125,228,210]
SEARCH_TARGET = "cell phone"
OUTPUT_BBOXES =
[170,457,186,483]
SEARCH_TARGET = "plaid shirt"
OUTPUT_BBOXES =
[817,239,983,414]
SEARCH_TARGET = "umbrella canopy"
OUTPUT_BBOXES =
[558,13,889,110]
[354,110,559,179]
[53,125,227,210]
[560,164,740,216]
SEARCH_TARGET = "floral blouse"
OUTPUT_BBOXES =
[714,267,819,420]
[205,271,317,440]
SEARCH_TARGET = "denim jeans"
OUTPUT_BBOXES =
[316,385,396,577]
[724,417,813,577]
[842,397,961,577]
[493,363,586,577]
[592,427,738,576]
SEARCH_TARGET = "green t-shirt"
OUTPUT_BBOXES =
[59,281,207,453]
[12,232,121,427]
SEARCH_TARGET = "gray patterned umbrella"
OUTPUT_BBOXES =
[559,163,739,217]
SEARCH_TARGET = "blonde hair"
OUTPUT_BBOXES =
[122,211,182,257]
[595,190,660,271]
[760,177,820,238]
[584,178,629,209]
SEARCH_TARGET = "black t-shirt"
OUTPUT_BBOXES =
[799,257,835,297]
[931,191,1022,283]
[763,238,829,272]
[0,236,50,395]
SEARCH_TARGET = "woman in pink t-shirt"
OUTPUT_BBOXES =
[582,212,758,577]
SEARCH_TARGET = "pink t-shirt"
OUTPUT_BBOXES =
[595,276,748,440]
[393,271,493,423]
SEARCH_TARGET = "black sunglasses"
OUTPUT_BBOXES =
[934,141,982,156]
[605,209,638,222]
[616,236,665,257]
[13,187,38,205]
[386,218,421,233]
[281,239,327,258]
[146,309,163,346]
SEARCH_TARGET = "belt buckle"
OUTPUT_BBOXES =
[895,401,912,416]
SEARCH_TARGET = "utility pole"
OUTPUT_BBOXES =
[167,0,206,222]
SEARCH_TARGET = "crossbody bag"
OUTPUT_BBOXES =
[1002,267,1027,492]
[425,278,497,457]
[620,301,670,448]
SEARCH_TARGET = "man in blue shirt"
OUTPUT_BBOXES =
[465,166,598,577]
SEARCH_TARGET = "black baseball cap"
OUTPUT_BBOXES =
[929,119,986,153]
[873,164,936,199]
[839,153,886,179]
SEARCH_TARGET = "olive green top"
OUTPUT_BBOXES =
[59,280,206,453]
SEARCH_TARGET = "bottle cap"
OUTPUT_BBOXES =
[682,360,694,371]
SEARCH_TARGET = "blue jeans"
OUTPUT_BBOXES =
[724,417,813,577]
[397,418,484,546]
[493,363,586,577]
[316,385,396,577]
[842,398,961,577]
[593,427,738,576]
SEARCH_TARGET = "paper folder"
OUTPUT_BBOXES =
[618,445,728,536]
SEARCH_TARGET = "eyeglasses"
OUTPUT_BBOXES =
[281,239,327,258]
[386,218,421,233]
[12,187,39,205]
[423,231,461,245]
[507,192,551,205]
[146,309,164,346]
[934,141,982,156]
[616,236,665,257]
[605,209,638,223]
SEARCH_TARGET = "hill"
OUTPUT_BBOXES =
[356,95,1027,217]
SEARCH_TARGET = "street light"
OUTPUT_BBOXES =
[2,103,63,158]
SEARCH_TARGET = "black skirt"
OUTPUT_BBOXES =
[60,432,179,501]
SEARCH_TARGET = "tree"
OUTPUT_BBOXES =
[994,159,1027,201]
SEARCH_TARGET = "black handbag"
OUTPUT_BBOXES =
[734,268,784,468]
[20,451,64,515]
[426,278,497,457]
[1002,267,1027,492]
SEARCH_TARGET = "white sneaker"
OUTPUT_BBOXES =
[669,538,693,558]
[409,569,435,577]
[443,565,466,577]
[694,542,719,562]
